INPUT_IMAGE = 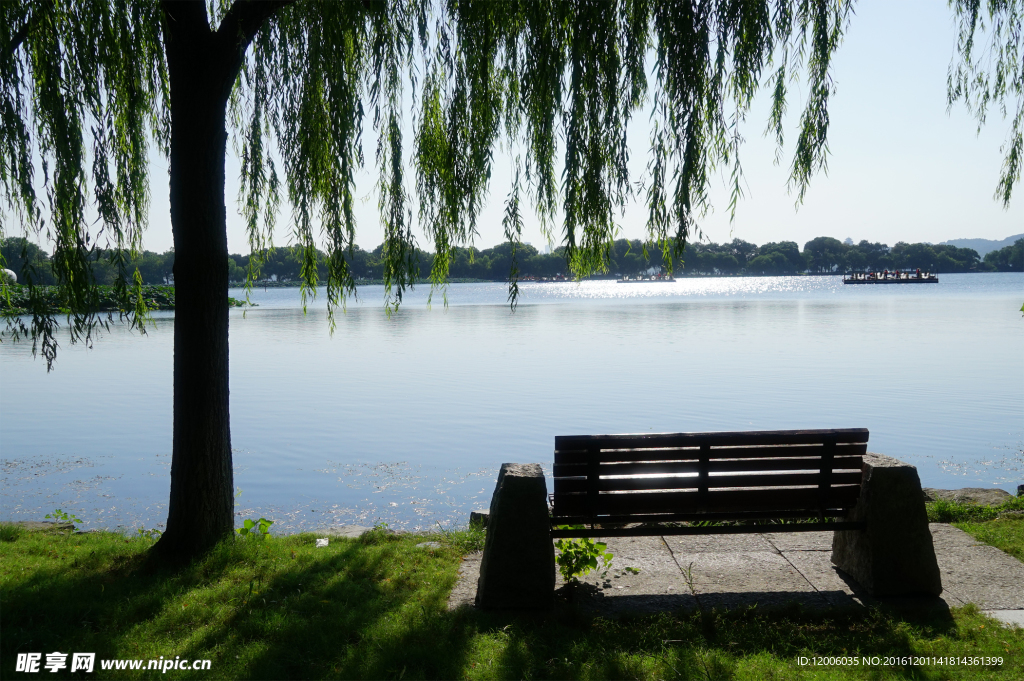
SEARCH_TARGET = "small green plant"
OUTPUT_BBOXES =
[623,566,641,575]
[44,509,81,531]
[682,561,698,596]
[237,517,274,540]
[134,527,163,541]
[554,526,613,583]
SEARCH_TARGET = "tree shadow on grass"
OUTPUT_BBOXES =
[0,535,994,680]
[175,542,481,679]
[450,596,964,680]
[3,535,478,679]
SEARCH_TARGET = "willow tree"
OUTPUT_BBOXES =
[1,0,1019,562]
[947,0,1023,208]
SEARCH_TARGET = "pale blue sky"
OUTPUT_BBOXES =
[135,0,1021,254]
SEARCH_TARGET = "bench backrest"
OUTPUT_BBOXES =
[551,428,868,526]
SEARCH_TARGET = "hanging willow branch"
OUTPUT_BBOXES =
[404,0,855,296]
[1,0,168,365]
[3,0,860,357]
[948,0,1023,208]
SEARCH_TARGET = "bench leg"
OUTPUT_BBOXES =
[832,453,942,597]
[476,463,555,609]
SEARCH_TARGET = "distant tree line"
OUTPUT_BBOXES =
[3,236,1021,286]
[797,237,1023,274]
[982,238,1024,272]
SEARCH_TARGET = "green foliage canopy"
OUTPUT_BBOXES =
[3,0,857,334]
[2,1,1020,335]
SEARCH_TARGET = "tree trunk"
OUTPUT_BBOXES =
[153,6,237,562]
[151,0,294,563]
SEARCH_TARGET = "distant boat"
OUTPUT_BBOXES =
[617,274,676,283]
[843,270,938,284]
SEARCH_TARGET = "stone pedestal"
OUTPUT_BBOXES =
[469,510,489,528]
[476,463,555,609]
[832,453,942,596]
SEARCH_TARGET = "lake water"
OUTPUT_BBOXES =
[1,273,1021,534]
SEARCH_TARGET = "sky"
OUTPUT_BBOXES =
[94,1,1024,254]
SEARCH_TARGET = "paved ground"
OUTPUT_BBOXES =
[448,523,1024,627]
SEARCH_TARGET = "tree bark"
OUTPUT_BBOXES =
[152,4,235,561]
[150,0,295,563]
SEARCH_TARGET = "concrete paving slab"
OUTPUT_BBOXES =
[452,523,1024,616]
[448,552,481,611]
[935,544,1024,610]
[781,551,964,612]
[586,536,683,587]
[673,550,831,610]
[926,524,1024,609]
[763,531,833,552]
[982,610,1024,629]
[937,591,968,607]
[669,533,774,553]
[560,536,699,616]
[673,551,810,592]
[780,550,862,608]
[929,522,988,550]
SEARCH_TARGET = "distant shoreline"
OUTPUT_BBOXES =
[3,271,1018,314]
[1,285,250,314]
[233,270,1018,289]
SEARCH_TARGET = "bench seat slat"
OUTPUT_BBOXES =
[553,454,863,478]
[555,428,868,452]
[552,484,861,516]
[553,470,862,494]
[549,429,867,538]
[555,442,866,464]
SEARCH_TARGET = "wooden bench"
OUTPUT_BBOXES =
[550,428,869,538]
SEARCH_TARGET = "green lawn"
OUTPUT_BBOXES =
[953,518,1024,562]
[2,520,1022,680]
[924,496,1024,562]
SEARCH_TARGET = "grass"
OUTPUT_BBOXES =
[953,519,1024,562]
[2,520,1023,680]
[926,496,1024,524]
[925,497,1024,562]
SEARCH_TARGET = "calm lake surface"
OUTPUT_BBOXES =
[2,273,1022,533]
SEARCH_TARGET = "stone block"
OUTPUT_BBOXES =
[476,463,555,609]
[316,525,372,538]
[832,453,942,596]
[923,487,1011,506]
[469,509,489,528]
